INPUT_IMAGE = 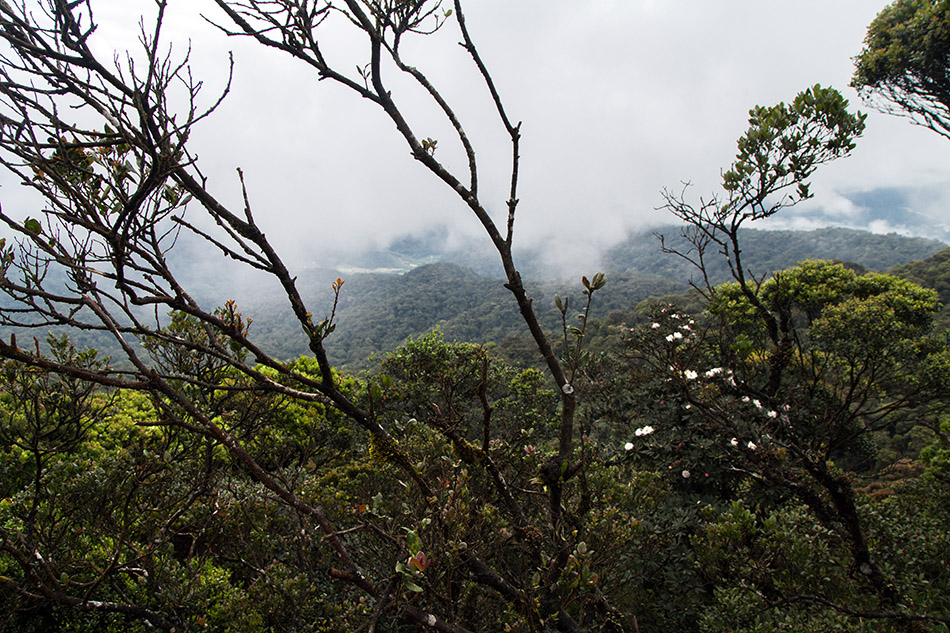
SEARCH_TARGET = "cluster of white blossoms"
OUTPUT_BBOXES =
[666,362,735,386]
[623,425,657,451]
[723,400,792,453]
[740,395,786,420]
[730,437,758,451]
[648,310,697,344]
[740,395,761,408]
[663,322,696,344]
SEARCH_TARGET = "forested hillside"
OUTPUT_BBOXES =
[608,225,947,284]
[242,264,688,367]
[890,248,950,330]
[10,228,941,370]
[241,228,946,368]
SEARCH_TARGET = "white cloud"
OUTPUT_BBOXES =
[867,219,911,236]
[5,0,950,270]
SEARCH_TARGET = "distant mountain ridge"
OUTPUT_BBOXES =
[238,226,947,368]
[7,226,945,369]
[607,226,948,285]
[327,225,947,282]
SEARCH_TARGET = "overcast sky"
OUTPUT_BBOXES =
[8,1,950,273]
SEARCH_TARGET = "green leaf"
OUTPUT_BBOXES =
[406,529,422,555]
[23,218,42,234]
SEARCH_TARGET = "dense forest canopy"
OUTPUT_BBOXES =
[890,247,950,330]
[0,1,948,632]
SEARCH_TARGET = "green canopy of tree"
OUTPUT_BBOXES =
[853,0,950,138]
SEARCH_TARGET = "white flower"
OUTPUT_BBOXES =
[681,470,691,478]
[730,437,739,447]
[704,367,723,378]
[683,369,698,380]
[752,399,762,409]
[766,410,778,419]
[635,425,655,437]
[624,442,634,451]
[651,322,661,329]
[741,396,750,403]
[747,441,757,451]
[673,331,683,340]
[665,334,675,342]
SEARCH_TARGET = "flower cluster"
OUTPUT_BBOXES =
[730,437,758,451]
[739,395,790,421]
[623,425,657,452]
[741,395,761,408]
[663,320,696,345]
[640,308,698,346]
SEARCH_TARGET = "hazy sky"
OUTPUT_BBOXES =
[7,1,950,273]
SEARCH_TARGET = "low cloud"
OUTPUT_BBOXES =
[5,1,950,276]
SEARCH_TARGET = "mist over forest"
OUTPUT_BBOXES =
[129,224,946,371]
